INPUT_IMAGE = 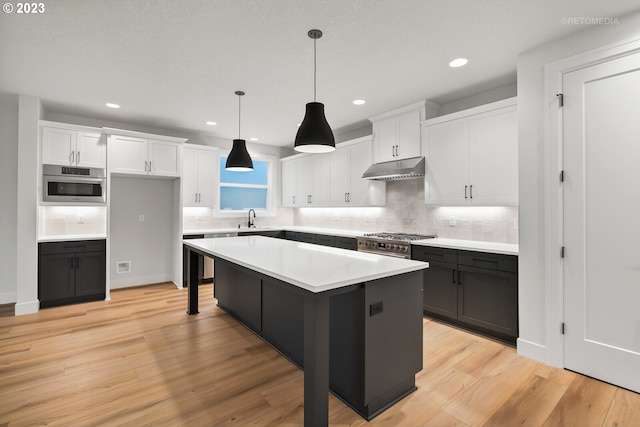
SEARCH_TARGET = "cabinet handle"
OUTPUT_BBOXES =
[465,185,468,199]
[472,257,498,263]
[392,146,395,157]
[145,160,148,172]
[345,193,348,202]
[347,192,350,202]
[452,269,456,283]
[396,145,399,157]
[458,270,463,285]
[77,151,80,165]
[148,161,152,172]
[195,193,198,203]
[470,185,473,199]
[70,150,75,164]
[293,195,295,204]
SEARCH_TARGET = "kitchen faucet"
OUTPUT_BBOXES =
[247,209,256,228]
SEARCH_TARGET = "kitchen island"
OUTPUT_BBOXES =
[184,236,428,426]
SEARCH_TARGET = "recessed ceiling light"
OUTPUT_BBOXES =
[353,99,366,105]
[249,137,259,142]
[206,121,217,126]
[105,103,120,109]
[449,58,468,68]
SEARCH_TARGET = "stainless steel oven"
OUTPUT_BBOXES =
[356,232,437,259]
[43,164,106,203]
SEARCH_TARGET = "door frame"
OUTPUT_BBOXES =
[544,36,640,368]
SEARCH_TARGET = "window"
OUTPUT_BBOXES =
[217,154,275,215]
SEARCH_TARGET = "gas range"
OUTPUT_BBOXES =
[356,232,437,259]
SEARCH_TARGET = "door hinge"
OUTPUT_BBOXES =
[561,323,565,335]
[556,93,564,107]
[560,170,565,183]
[561,246,565,258]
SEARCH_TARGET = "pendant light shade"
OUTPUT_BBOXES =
[225,91,254,171]
[294,29,335,153]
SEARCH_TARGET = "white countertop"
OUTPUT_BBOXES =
[39,234,107,243]
[183,235,428,293]
[412,238,519,255]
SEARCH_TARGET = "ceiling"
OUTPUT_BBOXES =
[2,0,639,147]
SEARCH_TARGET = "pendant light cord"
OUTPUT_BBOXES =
[238,93,241,139]
[313,37,317,102]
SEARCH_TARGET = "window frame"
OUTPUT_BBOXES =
[215,151,277,217]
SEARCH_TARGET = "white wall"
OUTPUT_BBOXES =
[0,93,19,304]
[15,95,41,315]
[517,10,640,364]
[109,177,175,289]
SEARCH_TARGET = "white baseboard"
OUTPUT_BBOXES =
[14,300,40,316]
[517,337,547,363]
[110,273,173,290]
[0,291,17,304]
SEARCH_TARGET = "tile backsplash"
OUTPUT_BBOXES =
[183,207,294,231]
[294,179,518,244]
[39,206,107,237]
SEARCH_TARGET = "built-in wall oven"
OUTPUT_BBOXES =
[43,165,106,204]
[356,232,437,259]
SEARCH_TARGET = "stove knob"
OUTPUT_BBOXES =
[403,247,408,252]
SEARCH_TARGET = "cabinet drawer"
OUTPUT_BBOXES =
[411,246,457,264]
[315,234,334,247]
[333,236,357,251]
[457,250,517,273]
[39,239,106,255]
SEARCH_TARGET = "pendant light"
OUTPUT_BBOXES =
[225,90,254,171]
[294,29,335,153]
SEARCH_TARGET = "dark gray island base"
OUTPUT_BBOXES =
[185,236,426,426]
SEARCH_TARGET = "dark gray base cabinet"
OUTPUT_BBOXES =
[213,258,422,420]
[412,246,518,344]
[38,240,106,308]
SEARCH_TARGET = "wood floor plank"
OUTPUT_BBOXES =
[1,282,638,426]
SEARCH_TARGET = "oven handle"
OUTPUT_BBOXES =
[357,248,410,259]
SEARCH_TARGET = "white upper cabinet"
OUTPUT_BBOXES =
[281,159,298,207]
[41,125,106,168]
[370,101,439,163]
[422,97,518,206]
[183,144,218,207]
[281,136,385,208]
[329,137,386,206]
[109,132,184,178]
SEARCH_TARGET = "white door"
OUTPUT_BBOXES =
[329,146,350,205]
[148,139,180,177]
[563,51,640,393]
[196,148,217,207]
[110,135,147,175]
[41,127,75,166]
[182,147,199,207]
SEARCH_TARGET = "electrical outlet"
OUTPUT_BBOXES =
[449,216,456,227]
[78,215,85,224]
[370,301,383,316]
[139,214,145,222]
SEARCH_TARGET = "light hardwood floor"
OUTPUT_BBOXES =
[1,283,639,426]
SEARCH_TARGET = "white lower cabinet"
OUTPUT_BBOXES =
[183,144,218,207]
[281,136,385,208]
[423,98,518,206]
[110,134,182,178]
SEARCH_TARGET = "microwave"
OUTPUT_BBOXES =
[43,165,106,204]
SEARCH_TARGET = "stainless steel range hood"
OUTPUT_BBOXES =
[361,156,425,181]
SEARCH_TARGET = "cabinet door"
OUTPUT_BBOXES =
[310,154,330,205]
[110,135,147,174]
[76,132,106,168]
[372,118,398,163]
[468,106,518,205]
[424,119,469,205]
[423,262,458,320]
[329,147,350,205]
[39,253,75,301]
[148,139,180,177]
[397,109,421,159]
[457,265,518,340]
[42,127,75,166]
[196,148,217,207]
[348,140,385,206]
[281,160,297,207]
[182,147,199,207]
[296,156,314,205]
[75,251,106,297]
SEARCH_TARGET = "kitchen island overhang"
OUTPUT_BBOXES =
[183,236,428,426]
